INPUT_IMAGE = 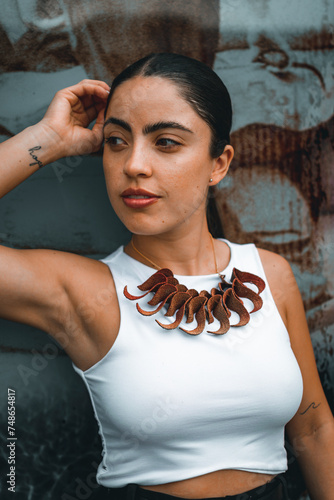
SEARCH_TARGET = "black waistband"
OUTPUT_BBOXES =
[104,475,289,500]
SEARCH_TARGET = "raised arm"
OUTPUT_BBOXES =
[0,80,113,361]
[0,79,110,198]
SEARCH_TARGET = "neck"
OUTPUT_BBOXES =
[125,221,228,276]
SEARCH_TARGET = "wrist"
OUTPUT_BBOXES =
[26,121,66,165]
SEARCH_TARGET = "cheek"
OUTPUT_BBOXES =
[103,149,122,180]
[102,159,112,194]
[171,165,208,196]
[103,157,120,203]
[102,150,110,178]
[168,180,208,220]
[167,158,207,189]
[165,160,209,211]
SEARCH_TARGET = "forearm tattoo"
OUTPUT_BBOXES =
[300,402,321,415]
[28,146,43,168]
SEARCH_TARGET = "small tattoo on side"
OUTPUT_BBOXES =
[300,402,321,415]
[28,146,43,168]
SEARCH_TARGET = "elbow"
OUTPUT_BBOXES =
[288,419,334,457]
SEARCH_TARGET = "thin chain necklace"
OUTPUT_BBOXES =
[124,236,265,336]
[131,234,219,275]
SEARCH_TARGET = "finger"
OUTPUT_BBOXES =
[93,106,107,129]
[83,102,103,125]
[67,79,111,95]
[76,79,111,91]
[93,99,108,116]
[90,108,107,146]
[77,96,107,125]
[58,82,110,107]
[80,92,108,113]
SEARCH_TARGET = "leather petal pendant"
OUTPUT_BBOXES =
[124,268,265,335]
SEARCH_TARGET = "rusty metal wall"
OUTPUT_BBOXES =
[0,1,332,498]
[214,0,334,408]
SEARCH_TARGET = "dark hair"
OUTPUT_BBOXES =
[105,52,232,158]
[105,53,232,237]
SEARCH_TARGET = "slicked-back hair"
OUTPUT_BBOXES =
[105,52,232,159]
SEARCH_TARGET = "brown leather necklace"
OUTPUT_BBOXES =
[123,236,265,335]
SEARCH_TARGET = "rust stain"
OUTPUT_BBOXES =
[229,115,333,223]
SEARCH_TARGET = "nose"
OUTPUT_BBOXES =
[123,143,153,178]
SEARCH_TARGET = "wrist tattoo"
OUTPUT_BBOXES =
[28,146,43,168]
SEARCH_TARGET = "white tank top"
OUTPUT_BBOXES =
[72,240,303,488]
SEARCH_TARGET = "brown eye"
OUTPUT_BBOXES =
[105,136,126,147]
[156,138,181,148]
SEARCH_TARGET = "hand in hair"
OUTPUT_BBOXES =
[41,79,110,157]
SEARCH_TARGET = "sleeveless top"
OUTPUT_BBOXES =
[72,240,303,488]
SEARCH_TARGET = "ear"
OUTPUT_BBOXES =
[209,145,234,186]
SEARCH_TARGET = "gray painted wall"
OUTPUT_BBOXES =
[0,1,333,498]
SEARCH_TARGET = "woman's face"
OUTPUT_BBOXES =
[103,76,223,237]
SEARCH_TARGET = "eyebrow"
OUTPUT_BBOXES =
[104,117,131,132]
[143,121,193,135]
[103,117,193,135]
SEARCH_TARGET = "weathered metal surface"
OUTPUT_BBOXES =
[0,1,332,498]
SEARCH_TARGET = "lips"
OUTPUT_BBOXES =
[121,188,160,208]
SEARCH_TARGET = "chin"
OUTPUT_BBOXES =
[116,214,160,235]
[111,198,185,237]
[126,224,169,237]
[123,216,176,237]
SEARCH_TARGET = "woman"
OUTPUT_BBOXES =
[0,53,333,499]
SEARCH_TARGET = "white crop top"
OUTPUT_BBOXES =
[72,240,303,488]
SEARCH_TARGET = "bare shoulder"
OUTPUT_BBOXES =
[42,249,120,370]
[61,251,119,330]
[17,247,115,302]
[256,247,300,327]
[257,247,292,277]
[47,248,114,290]
[0,245,119,370]
[45,248,118,326]
[257,246,297,289]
